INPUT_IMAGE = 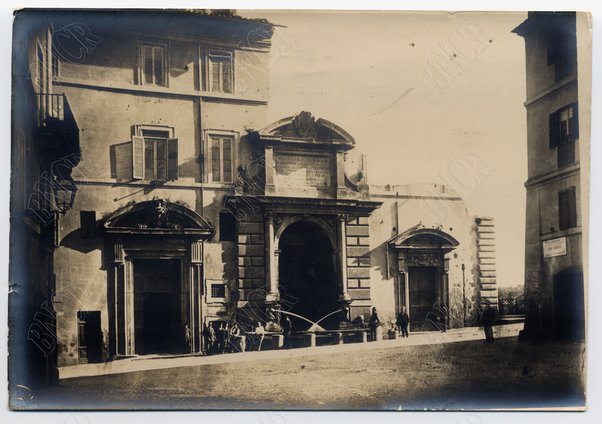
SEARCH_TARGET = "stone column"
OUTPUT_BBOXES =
[443,257,451,328]
[190,240,203,353]
[112,243,124,357]
[403,271,410,320]
[337,214,351,304]
[264,146,275,195]
[264,213,279,304]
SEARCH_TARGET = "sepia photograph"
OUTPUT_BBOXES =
[6,5,593,413]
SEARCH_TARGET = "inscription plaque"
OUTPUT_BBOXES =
[274,152,332,189]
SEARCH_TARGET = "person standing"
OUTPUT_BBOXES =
[482,302,497,343]
[183,322,192,352]
[255,321,266,351]
[368,307,381,342]
[202,322,216,355]
[282,315,292,349]
[396,306,410,338]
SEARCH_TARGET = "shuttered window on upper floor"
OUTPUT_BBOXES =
[139,43,167,87]
[111,126,178,182]
[558,186,577,231]
[549,102,579,168]
[207,49,233,94]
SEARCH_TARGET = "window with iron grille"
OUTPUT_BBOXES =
[211,284,226,299]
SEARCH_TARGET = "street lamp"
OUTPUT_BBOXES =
[52,177,77,214]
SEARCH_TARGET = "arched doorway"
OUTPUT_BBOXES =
[389,227,459,331]
[278,220,339,330]
[103,199,214,357]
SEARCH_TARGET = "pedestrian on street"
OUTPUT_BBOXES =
[228,322,241,352]
[202,322,216,355]
[396,306,410,338]
[255,321,266,351]
[184,322,192,352]
[215,322,225,354]
[482,302,497,343]
[282,315,292,349]
[368,307,381,342]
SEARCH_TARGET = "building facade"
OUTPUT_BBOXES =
[513,12,586,340]
[11,10,498,373]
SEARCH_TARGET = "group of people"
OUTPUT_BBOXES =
[198,303,496,354]
[367,306,410,341]
[201,321,245,355]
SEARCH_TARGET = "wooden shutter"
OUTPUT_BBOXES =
[569,102,579,140]
[559,187,577,230]
[567,187,577,228]
[112,142,133,180]
[167,138,178,181]
[132,136,144,179]
[549,110,559,148]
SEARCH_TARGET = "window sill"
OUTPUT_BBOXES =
[540,227,582,241]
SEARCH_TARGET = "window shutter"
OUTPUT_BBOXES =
[549,110,559,148]
[112,142,133,180]
[558,186,577,230]
[132,135,144,179]
[569,102,579,140]
[167,138,178,181]
[567,186,577,228]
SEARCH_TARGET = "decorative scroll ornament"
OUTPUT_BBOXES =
[293,111,316,138]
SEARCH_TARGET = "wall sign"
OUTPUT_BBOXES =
[543,237,567,258]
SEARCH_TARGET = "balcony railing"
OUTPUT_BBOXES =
[35,93,74,128]
[498,294,526,316]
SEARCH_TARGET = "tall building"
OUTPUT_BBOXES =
[11,10,498,382]
[513,12,587,340]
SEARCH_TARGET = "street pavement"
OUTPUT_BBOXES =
[26,324,586,411]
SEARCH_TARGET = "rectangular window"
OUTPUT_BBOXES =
[549,102,579,168]
[36,45,45,94]
[558,186,577,230]
[546,23,577,82]
[80,211,96,239]
[140,43,166,86]
[207,50,233,93]
[51,51,59,80]
[209,135,234,183]
[210,284,226,299]
[219,211,236,241]
[131,127,178,181]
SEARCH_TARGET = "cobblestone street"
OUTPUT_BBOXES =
[33,336,585,410]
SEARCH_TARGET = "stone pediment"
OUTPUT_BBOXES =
[103,199,214,237]
[389,226,459,251]
[259,111,355,149]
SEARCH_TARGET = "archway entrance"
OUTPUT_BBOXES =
[278,221,339,330]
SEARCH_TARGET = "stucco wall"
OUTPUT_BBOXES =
[367,184,479,329]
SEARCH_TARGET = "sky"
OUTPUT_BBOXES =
[241,11,529,287]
